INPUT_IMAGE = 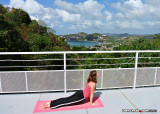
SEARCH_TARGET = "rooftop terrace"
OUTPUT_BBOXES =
[0,86,159,114]
[0,51,160,113]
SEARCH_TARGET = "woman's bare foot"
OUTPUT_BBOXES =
[44,101,51,109]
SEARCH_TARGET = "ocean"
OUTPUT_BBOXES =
[66,41,100,47]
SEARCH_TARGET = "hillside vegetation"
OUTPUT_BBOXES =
[0,4,70,52]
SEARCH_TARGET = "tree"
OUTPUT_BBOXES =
[0,4,9,14]
[86,34,98,41]
[28,20,47,34]
[0,5,30,52]
[11,8,31,25]
[38,20,47,27]
[47,27,56,34]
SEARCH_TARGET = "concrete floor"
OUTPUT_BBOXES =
[0,86,160,114]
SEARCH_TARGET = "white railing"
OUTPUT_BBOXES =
[0,50,160,93]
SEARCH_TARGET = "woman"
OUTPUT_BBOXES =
[44,70,98,109]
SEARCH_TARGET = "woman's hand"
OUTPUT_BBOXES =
[90,102,97,105]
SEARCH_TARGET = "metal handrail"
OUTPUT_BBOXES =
[0,50,160,93]
[0,59,63,62]
[0,50,160,55]
[0,50,160,69]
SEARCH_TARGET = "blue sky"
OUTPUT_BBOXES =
[1,0,160,35]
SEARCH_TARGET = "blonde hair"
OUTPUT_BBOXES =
[87,70,97,83]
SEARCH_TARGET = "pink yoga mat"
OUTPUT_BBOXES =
[33,97,104,113]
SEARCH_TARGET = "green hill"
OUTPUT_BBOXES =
[0,4,70,52]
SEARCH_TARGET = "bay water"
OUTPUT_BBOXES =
[66,41,100,47]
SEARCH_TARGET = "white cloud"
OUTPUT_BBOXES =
[54,0,106,29]
[78,20,92,29]
[8,0,59,28]
[7,0,107,30]
[120,20,143,29]
[95,20,103,28]
[144,0,160,7]
[143,21,160,28]
[9,0,25,8]
[56,9,81,22]
[109,0,160,33]
[77,0,104,18]
[24,0,44,15]
[104,11,112,21]
[125,0,143,8]
[112,0,160,20]
[115,13,124,19]
[55,0,105,20]
[5,0,160,34]
[112,0,146,19]
[10,0,45,15]
[54,0,77,13]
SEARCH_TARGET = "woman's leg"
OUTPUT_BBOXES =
[50,90,85,109]
[44,92,79,109]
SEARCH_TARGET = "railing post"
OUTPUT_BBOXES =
[101,69,104,89]
[154,68,158,85]
[0,74,2,92]
[133,52,138,89]
[25,72,28,92]
[83,70,85,89]
[64,53,67,93]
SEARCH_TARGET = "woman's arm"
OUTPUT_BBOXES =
[89,82,96,105]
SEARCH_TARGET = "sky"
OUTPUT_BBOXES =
[1,0,160,35]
